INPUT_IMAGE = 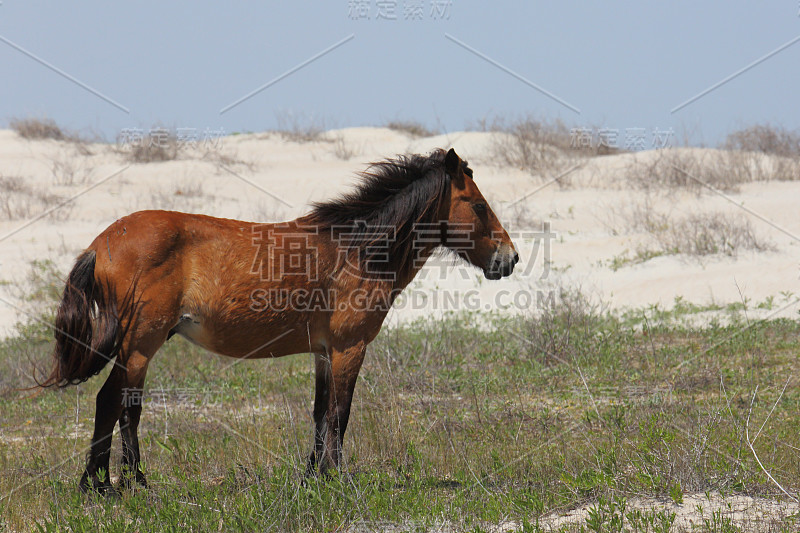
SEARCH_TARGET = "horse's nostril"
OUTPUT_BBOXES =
[513,252,520,264]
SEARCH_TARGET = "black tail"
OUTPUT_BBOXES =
[40,250,127,388]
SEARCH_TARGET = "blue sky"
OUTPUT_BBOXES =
[1,1,798,146]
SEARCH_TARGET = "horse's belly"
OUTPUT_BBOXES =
[171,310,324,358]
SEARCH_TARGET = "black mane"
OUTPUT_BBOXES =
[305,149,471,277]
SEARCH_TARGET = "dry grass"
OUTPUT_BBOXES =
[48,149,94,186]
[246,199,288,222]
[9,117,68,141]
[723,123,800,158]
[200,145,252,171]
[331,132,358,160]
[127,142,180,163]
[499,201,545,231]
[611,198,773,261]
[9,117,95,154]
[722,149,800,184]
[3,282,800,530]
[172,180,204,199]
[115,127,240,166]
[518,288,607,366]
[486,116,604,179]
[275,111,326,143]
[119,130,182,163]
[621,149,741,193]
[0,176,69,221]
[385,120,438,139]
[621,125,800,193]
[489,116,573,174]
[484,121,800,193]
[724,126,800,182]
[621,148,800,194]
[657,212,772,257]
[145,182,208,211]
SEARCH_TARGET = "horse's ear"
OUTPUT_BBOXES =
[444,148,463,183]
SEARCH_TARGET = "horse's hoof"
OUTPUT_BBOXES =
[120,469,148,490]
[79,472,120,498]
[303,464,319,480]
[301,470,319,487]
[81,483,120,499]
[101,485,122,499]
[78,472,90,494]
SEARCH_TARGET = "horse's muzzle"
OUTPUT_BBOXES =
[484,247,519,280]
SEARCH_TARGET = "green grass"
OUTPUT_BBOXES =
[2,292,800,531]
[607,247,669,271]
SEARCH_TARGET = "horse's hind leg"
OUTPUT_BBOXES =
[79,363,127,495]
[80,333,165,495]
[119,351,151,489]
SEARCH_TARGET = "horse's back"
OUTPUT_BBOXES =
[90,210,250,284]
[88,210,328,358]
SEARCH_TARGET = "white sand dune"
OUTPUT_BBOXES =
[1,127,798,336]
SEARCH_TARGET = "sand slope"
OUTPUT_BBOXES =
[1,128,799,335]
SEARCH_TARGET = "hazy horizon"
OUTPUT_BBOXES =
[2,1,799,148]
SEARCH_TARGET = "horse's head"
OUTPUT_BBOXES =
[441,148,519,280]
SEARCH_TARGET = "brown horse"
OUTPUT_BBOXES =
[41,148,518,495]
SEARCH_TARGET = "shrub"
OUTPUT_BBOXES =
[723,123,800,158]
[9,117,67,141]
[385,120,437,138]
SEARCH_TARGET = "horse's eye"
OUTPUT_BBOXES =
[472,203,487,214]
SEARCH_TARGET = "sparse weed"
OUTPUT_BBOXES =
[700,507,742,533]
[607,197,772,266]
[385,120,438,138]
[331,132,358,160]
[49,148,94,186]
[172,180,204,198]
[501,201,544,231]
[9,117,68,141]
[145,182,209,212]
[621,124,800,193]
[9,117,94,152]
[585,495,626,532]
[0,175,69,221]
[656,212,771,257]
[275,111,327,143]
[607,248,665,271]
[723,123,800,159]
[2,256,800,531]
[622,148,749,193]
[119,128,182,163]
[626,507,676,532]
[489,115,582,177]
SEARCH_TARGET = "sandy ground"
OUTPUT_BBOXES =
[1,127,799,337]
[2,127,799,527]
[345,492,799,531]
[533,492,799,531]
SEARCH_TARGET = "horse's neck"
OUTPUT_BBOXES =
[390,240,440,292]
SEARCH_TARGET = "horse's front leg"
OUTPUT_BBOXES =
[306,352,330,477]
[320,342,366,474]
